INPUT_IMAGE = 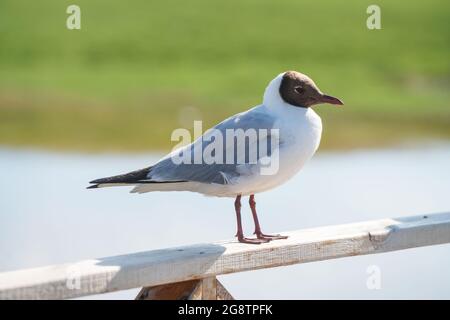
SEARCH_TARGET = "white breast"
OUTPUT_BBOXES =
[276,107,322,181]
[206,107,322,197]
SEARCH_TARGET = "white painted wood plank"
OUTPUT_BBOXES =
[0,212,449,299]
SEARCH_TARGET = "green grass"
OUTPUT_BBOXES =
[0,0,449,151]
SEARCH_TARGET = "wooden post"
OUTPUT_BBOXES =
[136,277,234,300]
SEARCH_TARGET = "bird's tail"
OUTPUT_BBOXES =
[87,166,189,192]
[87,166,153,189]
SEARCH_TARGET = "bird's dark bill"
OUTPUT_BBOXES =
[321,94,344,106]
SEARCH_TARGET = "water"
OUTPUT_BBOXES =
[0,144,449,299]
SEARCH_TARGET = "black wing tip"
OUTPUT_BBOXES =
[88,166,153,186]
[87,184,99,189]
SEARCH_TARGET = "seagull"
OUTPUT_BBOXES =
[88,71,343,244]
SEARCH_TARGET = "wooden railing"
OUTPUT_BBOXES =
[0,212,449,300]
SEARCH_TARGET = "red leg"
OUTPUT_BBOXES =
[234,195,269,244]
[249,194,288,240]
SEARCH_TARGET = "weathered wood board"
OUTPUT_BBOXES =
[0,212,449,299]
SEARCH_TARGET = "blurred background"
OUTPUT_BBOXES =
[0,0,449,299]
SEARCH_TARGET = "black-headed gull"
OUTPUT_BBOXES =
[88,71,343,244]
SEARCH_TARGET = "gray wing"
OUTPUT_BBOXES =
[147,105,277,185]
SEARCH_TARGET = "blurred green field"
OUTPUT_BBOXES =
[0,0,449,151]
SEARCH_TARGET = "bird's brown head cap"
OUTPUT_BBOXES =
[279,71,343,108]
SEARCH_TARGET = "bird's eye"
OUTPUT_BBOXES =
[294,86,304,94]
